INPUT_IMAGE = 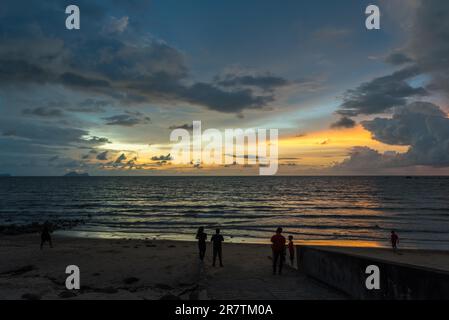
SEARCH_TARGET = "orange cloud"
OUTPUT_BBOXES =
[279,125,409,166]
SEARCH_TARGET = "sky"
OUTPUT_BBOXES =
[0,0,449,176]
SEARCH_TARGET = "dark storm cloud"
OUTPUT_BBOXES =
[361,102,449,167]
[103,111,151,127]
[81,149,98,159]
[2,130,16,137]
[337,102,449,170]
[0,112,112,174]
[384,52,413,66]
[104,114,141,126]
[337,0,449,119]
[84,136,112,145]
[331,117,356,129]
[168,123,194,131]
[0,117,111,150]
[68,99,110,113]
[0,1,284,114]
[68,105,105,113]
[0,58,53,83]
[23,107,64,118]
[151,154,173,161]
[334,146,397,172]
[79,99,110,108]
[408,0,449,96]
[215,74,290,91]
[330,0,449,169]
[182,83,274,113]
[337,66,427,117]
[125,157,138,169]
[59,73,111,89]
[0,138,59,156]
[96,151,109,161]
[0,37,67,83]
[0,120,87,146]
[114,153,127,164]
[362,102,447,145]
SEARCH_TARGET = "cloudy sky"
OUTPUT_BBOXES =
[1,0,448,176]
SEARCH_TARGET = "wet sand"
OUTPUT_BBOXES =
[0,234,344,300]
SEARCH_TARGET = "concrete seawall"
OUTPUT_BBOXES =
[297,246,449,300]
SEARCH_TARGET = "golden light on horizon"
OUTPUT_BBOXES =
[279,125,409,166]
[92,125,411,171]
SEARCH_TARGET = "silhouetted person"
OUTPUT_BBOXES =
[196,227,207,261]
[40,222,53,250]
[391,230,399,251]
[288,235,295,266]
[211,228,224,267]
[271,227,286,275]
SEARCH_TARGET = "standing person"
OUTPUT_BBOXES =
[211,228,224,267]
[288,235,295,266]
[40,221,53,250]
[391,230,399,251]
[196,227,207,261]
[271,227,286,275]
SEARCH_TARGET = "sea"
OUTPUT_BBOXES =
[1,176,448,249]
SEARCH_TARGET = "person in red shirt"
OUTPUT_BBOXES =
[391,230,399,251]
[288,235,294,266]
[271,227,286,275]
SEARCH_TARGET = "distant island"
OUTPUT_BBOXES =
[64,172,90,177]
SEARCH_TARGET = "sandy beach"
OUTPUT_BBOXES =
[0,234,345,300]
[3,233,449,300]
